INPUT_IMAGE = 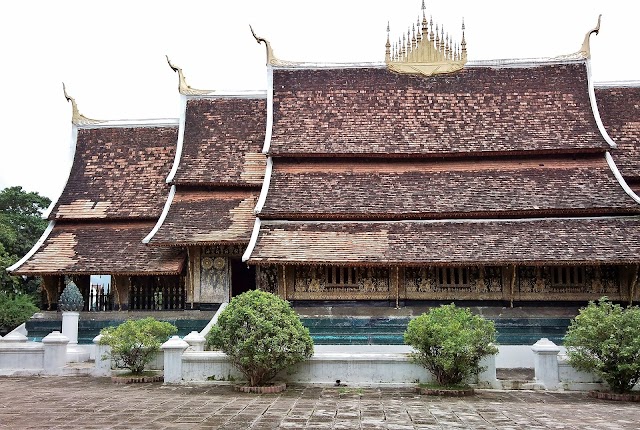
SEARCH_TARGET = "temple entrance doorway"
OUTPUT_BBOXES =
[230,258,256,297]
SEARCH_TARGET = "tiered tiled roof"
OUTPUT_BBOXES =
[148,96,266,246]
[250,217,640,266]
[147,190,257,246]
[51,126,177,219]
[12,222,185,275]
[11,123,186,276]
[260,157,639,219]
[595,84,640,181]
[269,63,607,157]
[172,98,266,186]
[247,60,640,266]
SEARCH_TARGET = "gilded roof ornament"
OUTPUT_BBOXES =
[62,83,104,126]
[386,1,467,76]
[555,15,601,60]
[166,56,213,96]
[250,25,286,66]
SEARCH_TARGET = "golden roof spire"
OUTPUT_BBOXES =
[165,56,212,96]
[386,2,466,76]
[62,83,103,126]
[461,18,467,61]
[385,22,392,63]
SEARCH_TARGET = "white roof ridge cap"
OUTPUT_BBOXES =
[77,118,180,129]
[594,80,640,88]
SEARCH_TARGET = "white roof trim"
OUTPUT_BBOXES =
[586,60,617,149]
[594,80,640,89]
[262,66,274,154]
[260,215,640,226]
[254,157,273,215]
[77,118,179,129]
[166,95,187,184]
[271,57,585,71]
[42,125,78,219]
[466,57,585,68]
[142,185,176,244]
[605,152,640,205]
[187,90,267,100]
[7,221,55,273]
[242,217,262,263]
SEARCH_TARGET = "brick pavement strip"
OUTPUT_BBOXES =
[0,377,639,429]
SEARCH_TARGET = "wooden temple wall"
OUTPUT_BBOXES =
[257,264,640,303]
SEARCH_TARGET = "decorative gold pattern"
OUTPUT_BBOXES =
[203,244,244,256]
[385,1,466,76]
[518,265,620,298]
[166,56,213,96]
[213,257,226,270]
[201,257,214,270]
[256,265,278,294]
[405,266,502,299]
[291,265,390,299]
[62,83,104,126]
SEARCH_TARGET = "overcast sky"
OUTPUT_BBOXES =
[0,1,637,200]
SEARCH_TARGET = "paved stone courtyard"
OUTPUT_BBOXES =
[0,377,639,429]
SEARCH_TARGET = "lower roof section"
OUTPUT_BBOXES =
[248,217,640,266]
[146,189,258,246]
[11,221,186,276]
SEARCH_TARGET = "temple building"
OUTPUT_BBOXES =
[8,5,640,310]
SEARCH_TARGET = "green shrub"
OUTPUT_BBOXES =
[564,298,640,393]
[99,317,177,375]
[206,290,314,386]
[404,303,498,387]
[0,293,38,333]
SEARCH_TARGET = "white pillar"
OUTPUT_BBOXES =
[477,348,500,389]
[531,338,561,390]
[161,336,189,384]
[183,331,206,352]
[42,331,69,375]
[92,334,112,377]
[62,311,89,362]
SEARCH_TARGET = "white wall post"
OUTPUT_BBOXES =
[92,334,111,376]
[42,331,69,375]
[161,336,189,384]
[477,348,500,388]
[183,331,206,352]
[531,338,561,390]
[62,311,89,362]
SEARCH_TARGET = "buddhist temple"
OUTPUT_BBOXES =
[8,3,640,314]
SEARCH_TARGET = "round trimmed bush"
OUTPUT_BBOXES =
[99,317,177,375]
[404,303,498,387]
[564,297,640,394]
[206,290,313,387]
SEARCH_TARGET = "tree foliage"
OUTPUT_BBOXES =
[564,298,640,393]
[0,293,39,333]
[206,290,314,386]
[0,186,51,298]
[99,317,177,375]
[404,304,498,387]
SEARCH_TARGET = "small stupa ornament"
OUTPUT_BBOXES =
[58,281,84,312]
[386,0,466,76]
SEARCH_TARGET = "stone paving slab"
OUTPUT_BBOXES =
[0,377,639,429]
